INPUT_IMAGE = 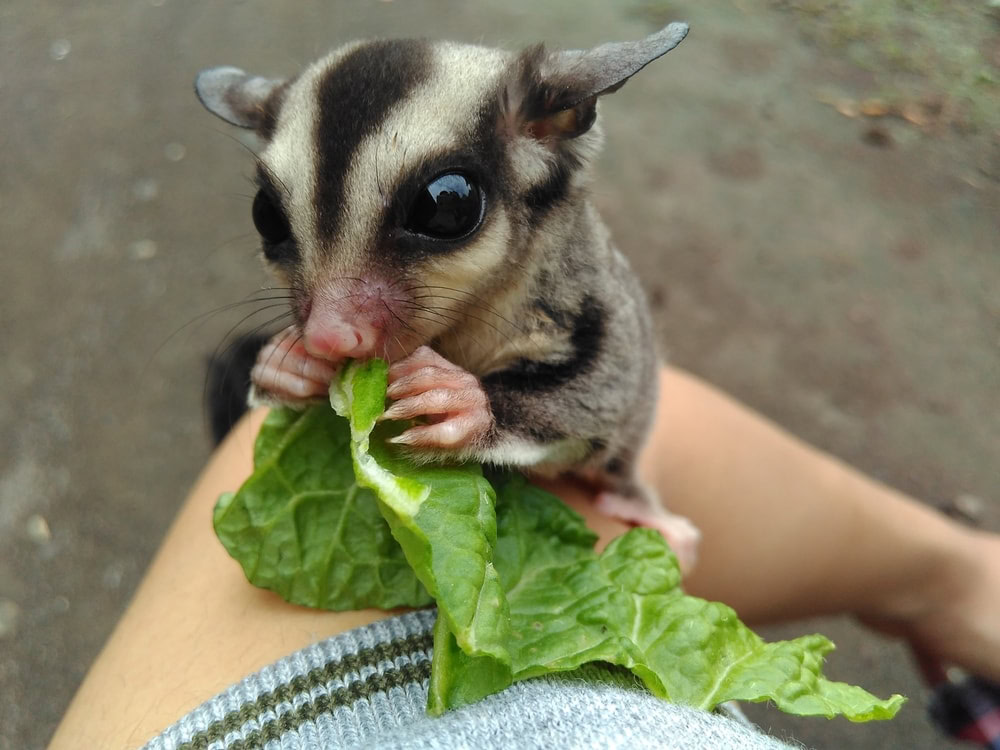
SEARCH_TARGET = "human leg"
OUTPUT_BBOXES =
[638,367,1000,682]
[49,365,1000,747]
[47,408,399,750]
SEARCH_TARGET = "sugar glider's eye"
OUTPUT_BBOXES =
[405,172,484,240]
[252,190,291,246]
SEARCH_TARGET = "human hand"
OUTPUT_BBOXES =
[860,528,1000,684]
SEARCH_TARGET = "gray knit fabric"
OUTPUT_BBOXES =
[144,609,801,750]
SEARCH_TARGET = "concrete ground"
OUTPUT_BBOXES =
[1,1,997,748]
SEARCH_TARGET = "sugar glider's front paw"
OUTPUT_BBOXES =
[249,325,339,407]
[383,346,494,453]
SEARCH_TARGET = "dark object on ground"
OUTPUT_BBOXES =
[929,674,1000,748]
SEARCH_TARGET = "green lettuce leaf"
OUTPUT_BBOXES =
[213,403,431,610]
[329,359,513,713]
[491,473,903,720]
[215,358,904,723]
[331,363,903,721]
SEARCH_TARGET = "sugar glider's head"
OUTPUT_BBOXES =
[195,23,687,363]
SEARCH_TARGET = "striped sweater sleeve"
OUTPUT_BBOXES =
[143,609,800,750]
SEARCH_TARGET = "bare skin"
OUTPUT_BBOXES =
[49,366,1000,750]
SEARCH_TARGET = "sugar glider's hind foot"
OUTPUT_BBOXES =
[595,490,701,575]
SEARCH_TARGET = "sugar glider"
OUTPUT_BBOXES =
[196,22,700,570]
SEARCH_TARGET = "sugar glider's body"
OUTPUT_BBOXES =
[196,23,699,569]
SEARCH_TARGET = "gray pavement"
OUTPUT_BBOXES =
[1,2,997,749]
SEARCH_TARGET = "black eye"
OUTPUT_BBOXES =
[252,190,291,246]
[405,172,483,240]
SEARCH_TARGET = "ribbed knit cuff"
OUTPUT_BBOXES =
[143,609,436,750]
[143,609,798,750]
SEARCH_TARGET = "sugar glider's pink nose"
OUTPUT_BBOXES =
[302,313,380,361]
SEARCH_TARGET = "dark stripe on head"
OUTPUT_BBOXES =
[483,294,606,394]
[314,40,431,243]
[473,89,509,191]
[524,156,575,216]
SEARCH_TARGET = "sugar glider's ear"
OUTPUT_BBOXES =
[506,22,689,141]
[194,66,287,134]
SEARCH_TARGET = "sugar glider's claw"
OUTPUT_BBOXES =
[384,346,494,451]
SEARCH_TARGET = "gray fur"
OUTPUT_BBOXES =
[195,24,688,506]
